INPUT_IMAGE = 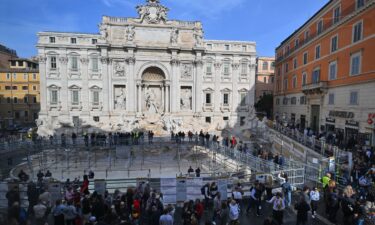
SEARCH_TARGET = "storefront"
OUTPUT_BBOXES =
[345,120,359,147]
[325,118,336,132]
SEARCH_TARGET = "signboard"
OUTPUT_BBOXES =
[94,180,107,196]
[217,179,228,199]
[326,118,335,123]
[176,178,187,202]
[329,111,354,119]
[346,120,359,127]
[186,178,202,200]
[49,182,62,204]
[160,178,176,204]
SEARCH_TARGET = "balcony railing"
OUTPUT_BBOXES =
[302,81,327,93]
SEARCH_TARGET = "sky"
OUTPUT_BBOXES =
[0,0,328,58]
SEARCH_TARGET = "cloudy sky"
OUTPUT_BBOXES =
[0,0,327,58]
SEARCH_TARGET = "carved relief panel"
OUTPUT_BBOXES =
[180,86,192,111]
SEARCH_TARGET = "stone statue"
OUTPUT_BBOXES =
[180,89,192,110]
[114,62,125,76]
[126,26,135,42]
[158,7,168,23]
[194,28,203,46]
[137,5,148,23]
[181,64,192,78]
[145,89,159,114]
[136,0,169,24]
[170,28,179,45]
[162,116,183,132]
[115,88,126,109]
[100,25,108,39]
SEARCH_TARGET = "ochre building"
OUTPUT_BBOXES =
[274,0,375,146]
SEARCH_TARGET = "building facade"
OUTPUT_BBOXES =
[0,59,40,130]
[255,57,275,101]
[36,0,256,135]
[274,0,375,146]
[0,44,17,69]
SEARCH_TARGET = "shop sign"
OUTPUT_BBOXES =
[346,120,359,127]
[368,113,375,125]
[326,117,335,123]
[329,111,354,119]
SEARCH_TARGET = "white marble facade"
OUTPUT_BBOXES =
[36,0,256,136]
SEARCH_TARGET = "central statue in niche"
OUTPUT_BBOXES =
[145,89,159,114]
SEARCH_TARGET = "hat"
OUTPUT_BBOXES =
[89,216,96,222]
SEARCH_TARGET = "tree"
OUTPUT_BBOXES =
[254,94,273,118]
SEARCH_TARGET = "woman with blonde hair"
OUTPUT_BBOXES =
[341,185,360,225]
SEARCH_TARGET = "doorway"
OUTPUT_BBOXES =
[310,105,320,134]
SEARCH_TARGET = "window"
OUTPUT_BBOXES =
[14,97,18,104]
[353,21,363,43]
[207,44,212,50]
[295,39,299,48]
[6,73,10,79]
[283,97,288,105]
[329,61,337,80]
[328,93,335,105]
[205,93,211,104]
[6,97,11,103]
[291,97,297,105]
[71,38,77,44]
[283,79,288,90]
[92,91,100,105]
[300,96,306,105]
[349,91,358,105]
[304,30,310,41]
[73,116,80,127]
[223,62,230,75]
[317,20,323,34]
[271,62,275,69]
[92,39,97,44]
[333,5,341,24]
[50,56,57,69]
[5,86,11,90]
[24,97,28,103]
[93,116,100,122]
[22,86,28,90]
[223,117,229,121]
[350,52,361,76]
[284,63,289,73]
[225,45,230,50]
[293,58,297,69]
[285,45,290,55]
[303,52,308,65]
[205,117,211,123]
[49,37,55,43]
[12,86,17,90]
[271,76,274,83]
[11,61,16,66]
[23,74,27,80]
[33,74,37,80]
[331,35,338,52]
[71,90,79,105]
[315,45,321,59]
[240,93,246,106]
[241,62,247,74]
[33,97,37,103]
[91,57,99,72]
[312,68,321,83]
[242,45,247,51]
[292,75,297,88]
[356,0,365,9]
[263,77,267,83]
[276,98,280,105]
[15,112,20,119]
[24,111,28,121]
[13,73,17,79]
[18,61,23,67]
[33,86,37,91]
[223,93,229,105]
[51,90,58,104]
[262,62,268,70]
[71,56,78,70]
[206,62,212,74]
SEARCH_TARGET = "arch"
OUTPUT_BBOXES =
[46,51,58,56]
[137,61,170,80]
[141,67,165,82]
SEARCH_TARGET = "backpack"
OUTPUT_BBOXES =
[201,185,207,195]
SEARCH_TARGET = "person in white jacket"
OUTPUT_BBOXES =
[229,199,240,224]
[310,187,320,218]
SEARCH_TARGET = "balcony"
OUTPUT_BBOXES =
[302,81,327,94]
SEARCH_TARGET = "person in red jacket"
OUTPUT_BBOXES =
[80,175,89,195]
[194,199,204,223]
